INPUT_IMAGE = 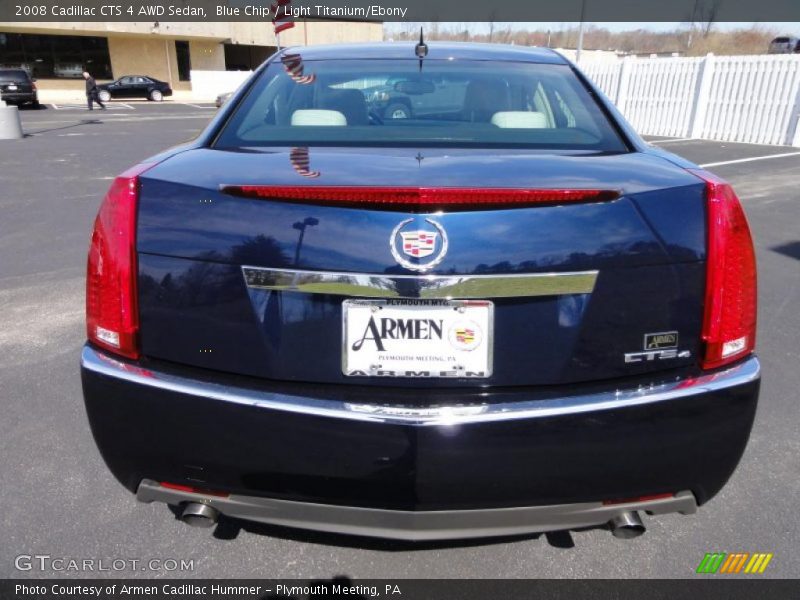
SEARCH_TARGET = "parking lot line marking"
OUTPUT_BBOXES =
[185,103,216,109]
[53,131,131,137]
[25,114,212,128]
[97,114,212,123]
[49,103,133,111]
[649,137,696,144]
[700,152,800,168]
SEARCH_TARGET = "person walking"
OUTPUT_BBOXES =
[83,71,106,111]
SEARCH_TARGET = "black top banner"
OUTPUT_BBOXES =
[2,0,800,22]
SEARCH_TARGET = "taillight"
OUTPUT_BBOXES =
[159,481,229,497]
[690,169,757,370]
[220,185,620,211]
[86,163,155,359]
[602,492,675,505]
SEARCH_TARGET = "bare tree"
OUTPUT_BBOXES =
[488,11,497,43]
[685,0,722,47]
[384,20,774,56]
[700,0,722,37]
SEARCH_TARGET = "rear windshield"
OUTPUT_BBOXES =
[772,37,791,43]
[214,58,627,151]
[0,70,30,82]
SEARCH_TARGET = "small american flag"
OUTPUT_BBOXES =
[289,147,320,178]
[281,53,317,85]
[271,0,294,34]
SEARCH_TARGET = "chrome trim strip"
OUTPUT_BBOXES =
[241,265,598,299]
[137,480,698,541]
[82,345,760,427]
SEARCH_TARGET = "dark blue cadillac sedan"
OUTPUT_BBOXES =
[81,43,759,541]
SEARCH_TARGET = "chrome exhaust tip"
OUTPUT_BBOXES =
[608,511,645,539]
[180,503,219,528]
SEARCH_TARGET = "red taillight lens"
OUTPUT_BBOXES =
[602,492,675,505]
[86,163,154,359]
[690,169,757,370]
[220,185,620,211]
[159,481,229,497]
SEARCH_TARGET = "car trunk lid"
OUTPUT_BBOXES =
[135,147,706,387]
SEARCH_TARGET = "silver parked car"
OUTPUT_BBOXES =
[215,91,232,108]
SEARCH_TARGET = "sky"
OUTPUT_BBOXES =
[384,22,800,34]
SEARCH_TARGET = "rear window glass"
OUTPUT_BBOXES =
[214,58,627,152]
[0,70,30,82]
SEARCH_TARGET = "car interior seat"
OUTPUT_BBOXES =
[462,80,512,122]
[317,88,370,126]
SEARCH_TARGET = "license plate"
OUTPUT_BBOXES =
[7,85,17,91]
[343,299,493,378]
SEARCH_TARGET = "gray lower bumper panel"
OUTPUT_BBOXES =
[137,480,697,541]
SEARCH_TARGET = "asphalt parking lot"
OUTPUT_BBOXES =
[1,104,798,578]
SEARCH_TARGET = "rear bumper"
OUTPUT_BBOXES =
[137,479,697,541]
[1,91,36,104]
[81,345,759,538]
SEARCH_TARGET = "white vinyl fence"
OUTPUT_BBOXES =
[579,54,800,146]
[190,70,253,101]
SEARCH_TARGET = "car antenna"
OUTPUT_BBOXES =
[415,27,428,71]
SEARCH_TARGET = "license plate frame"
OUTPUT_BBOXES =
[342,298,494,379]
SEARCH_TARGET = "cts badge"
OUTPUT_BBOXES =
[390,218,448,272]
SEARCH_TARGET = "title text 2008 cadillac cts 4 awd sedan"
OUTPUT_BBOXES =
[80,43,759,541]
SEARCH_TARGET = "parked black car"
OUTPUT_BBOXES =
[363,76,468,120]
[362,76,415,119]
[768,36,800,53]
[0,69,39,107]
[97,75,172,102]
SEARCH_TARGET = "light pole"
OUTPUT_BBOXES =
[576,0,587,64]
[293,217,319,266]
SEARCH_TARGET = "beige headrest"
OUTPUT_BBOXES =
[291,109,347,126]
[491,111,548,129]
